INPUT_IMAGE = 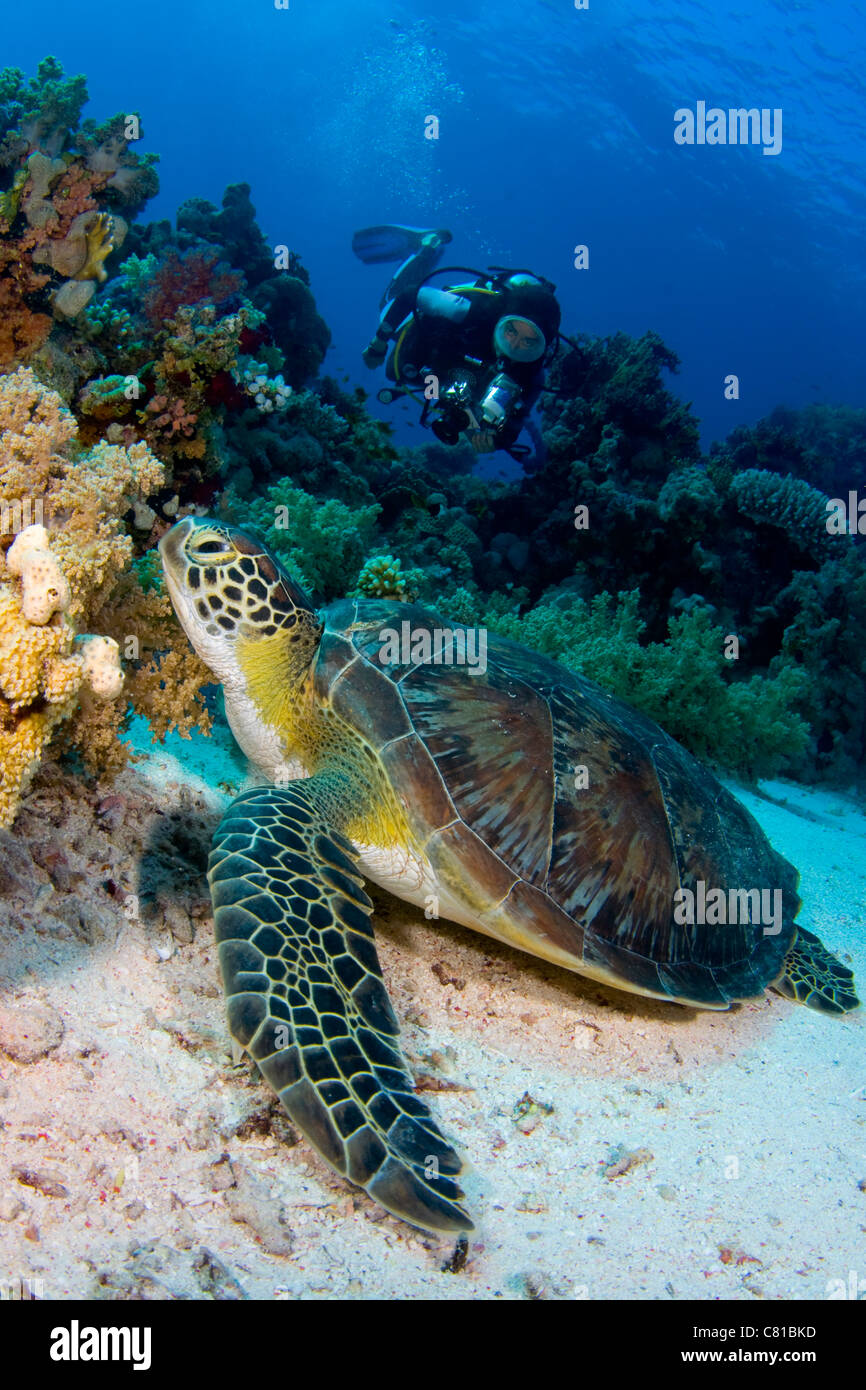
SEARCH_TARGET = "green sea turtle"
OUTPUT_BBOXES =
[159,516,858,1233]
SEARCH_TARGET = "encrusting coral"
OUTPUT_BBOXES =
[0,366,211,824]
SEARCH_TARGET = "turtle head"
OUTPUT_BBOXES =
[159,516,323,696]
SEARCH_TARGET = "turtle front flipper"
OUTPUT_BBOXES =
[208,782,472,1233]
[774,926,860,1015]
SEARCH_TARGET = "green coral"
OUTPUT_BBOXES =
[769,550,866,782]
[0,57,87,155]
[231,482,380,600]
[78,374,136,420]
[72,111,160,217]
[133,548,164,595]
[118,252,159,297]
[658,464,720,535]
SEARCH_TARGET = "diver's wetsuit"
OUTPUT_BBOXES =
[386,283,545,450]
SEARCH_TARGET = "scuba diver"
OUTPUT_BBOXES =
[352,224,562,462]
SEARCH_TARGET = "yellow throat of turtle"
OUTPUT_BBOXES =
[236,625,412,852]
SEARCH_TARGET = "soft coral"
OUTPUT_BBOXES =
[142,248,243,328]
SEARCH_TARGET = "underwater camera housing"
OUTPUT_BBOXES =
[479,372,522,428]
[430,369,523,444]
[430,372,475,444]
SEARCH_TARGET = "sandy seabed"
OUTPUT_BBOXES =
[0,718,863,1301]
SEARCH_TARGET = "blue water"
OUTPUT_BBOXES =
[7,0,864,448]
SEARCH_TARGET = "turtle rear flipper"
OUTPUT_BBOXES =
[774,926,859,1015]
[208,781,473,1233]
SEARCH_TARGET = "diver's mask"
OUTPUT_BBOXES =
[492,315,546,364]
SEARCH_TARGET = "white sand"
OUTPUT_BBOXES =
[0,726,863,1301]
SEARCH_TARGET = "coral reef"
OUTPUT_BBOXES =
[449,588,808,781]
[0,58,158,372]
[0,367,211,823]
[709,402,866,500]
[2,55,863,792]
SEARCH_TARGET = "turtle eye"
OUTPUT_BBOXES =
[189,534,234,559]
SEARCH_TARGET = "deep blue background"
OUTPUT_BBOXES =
[6,0,865,450]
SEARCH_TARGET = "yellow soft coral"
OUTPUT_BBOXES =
[0,368,164,620]
[0,367,209,825]
[0,365,76,498]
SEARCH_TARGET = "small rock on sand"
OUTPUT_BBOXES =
[0,1002,64,1062]
[225,1160,293,1256]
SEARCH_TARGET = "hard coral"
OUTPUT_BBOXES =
[730,468,844,561]
[355,554,421,602]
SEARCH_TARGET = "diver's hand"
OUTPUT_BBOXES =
[467,428,497,454]
[362,336,388,369]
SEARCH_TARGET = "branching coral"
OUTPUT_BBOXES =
[0,367,211,821]
[355,554,423,602]
[729,468,845,560]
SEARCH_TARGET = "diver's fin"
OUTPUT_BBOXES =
[352,225,451,265]
[209,781,473,1232]
[774,926,859,1014]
